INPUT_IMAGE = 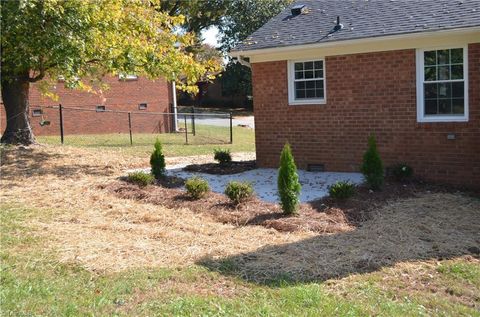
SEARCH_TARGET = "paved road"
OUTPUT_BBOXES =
[178,115,255,129]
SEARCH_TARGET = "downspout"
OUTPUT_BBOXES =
[172,81,178,132]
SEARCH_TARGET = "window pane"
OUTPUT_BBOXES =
[424,51,436,66]
[306,81,315,89]
[314,61,323,69]
[304,61,314,70]
[438,99,452,114]
[424,66,436,81]
[295,81,305,89]
[314,70,323,78]
[452,82,464,98]
[305,70,314,79]
[452,99,464,114]
[306,89,315,98]
[294,63,303,71]
[451,65,463,79]
[438,66,450,80]
[315,80,323,89]
[451,48,463,64]
[438,83,451,98]
[295,89,305,99]
[437,49,449,65]
[316,89,324,98]
[295,71,304,79]
[424,83,437,98]
[425,99,438,114]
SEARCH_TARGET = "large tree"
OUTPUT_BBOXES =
[0,0,219,145]
[219,0,292,99]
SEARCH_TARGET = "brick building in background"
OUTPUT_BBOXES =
[230,0,480,187]
[1,75,173,136]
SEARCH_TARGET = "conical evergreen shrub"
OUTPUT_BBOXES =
[150,139,165,179]
[277,143,301,215]
[360,134,384,189]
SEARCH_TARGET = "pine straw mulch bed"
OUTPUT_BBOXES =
[104,177,466,235]
[183,160,256,175]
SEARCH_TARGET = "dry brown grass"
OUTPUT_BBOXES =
[1,144,479,282]
[1,145,309,272]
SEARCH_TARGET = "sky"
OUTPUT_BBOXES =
[201,26,220,47]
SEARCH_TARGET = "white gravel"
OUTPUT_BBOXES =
[165,164,364,203]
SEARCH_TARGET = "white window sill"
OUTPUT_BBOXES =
[417,116,468,123]
[289,99,326,106]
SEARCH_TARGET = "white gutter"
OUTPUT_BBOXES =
[229,26,480,58]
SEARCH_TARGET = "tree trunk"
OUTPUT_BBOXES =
[1,71,35,145]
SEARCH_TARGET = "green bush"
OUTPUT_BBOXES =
[127,171,154,187]
[185,177,210,199]
[328,181,356,200]
[224,181,254,205]
[277,143,301,215]
[150,139,166,179]
[360,134,384,190]
[391,163,413,181]
[214,148,232,165]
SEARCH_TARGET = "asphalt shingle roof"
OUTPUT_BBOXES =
[233,0,480,52]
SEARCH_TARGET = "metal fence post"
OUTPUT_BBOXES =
[191,106,196,136]
[229,111,233,144]
[59,104,64,144]
[184,114,188,144]
[128,112,133,145]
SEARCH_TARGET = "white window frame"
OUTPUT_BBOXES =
[416,45,468,122]
[119,73,138,81]
[287,59,326,105]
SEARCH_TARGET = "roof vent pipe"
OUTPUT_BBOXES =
[333,16,344,31]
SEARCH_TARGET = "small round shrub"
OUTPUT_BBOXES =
[214,148,232,165]
[328,181,356,200]
[391,163,413,181]
[150,139,166,179]
[127,171,154,187]
[185,177,210,199]
[224,181,254,205]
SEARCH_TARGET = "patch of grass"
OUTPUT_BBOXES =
[2,203,479,316]
[36,125,255,157]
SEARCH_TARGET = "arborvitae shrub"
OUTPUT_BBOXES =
[224,181,254,205]
[150,139,165,179]
[277,143,301,215]
[214,148,232,165]
[185,177,210,199]
[391,163,413,181]
[328,181,356,200]
[360,134,384,189]
[127,171,154,187]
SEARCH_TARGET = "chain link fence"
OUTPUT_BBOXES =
[30,105,233,147]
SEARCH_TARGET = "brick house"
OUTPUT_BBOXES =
[230,0,480,187]
[1,75,173,136]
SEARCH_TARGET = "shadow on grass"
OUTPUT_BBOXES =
[197,193,480,286]
[0,145,115,179]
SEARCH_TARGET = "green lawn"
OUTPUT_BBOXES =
[1,203,479,317]
[36,125,255,157]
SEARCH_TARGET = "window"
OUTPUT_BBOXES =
[32,109,43,117]
[96,105,106,112]
[416,47,468,122]
[119,74,138,81]
[138,103,147,110]
[288,59,326,105]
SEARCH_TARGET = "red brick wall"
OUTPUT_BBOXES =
[1,76,172,136]
[252,43,480,187]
